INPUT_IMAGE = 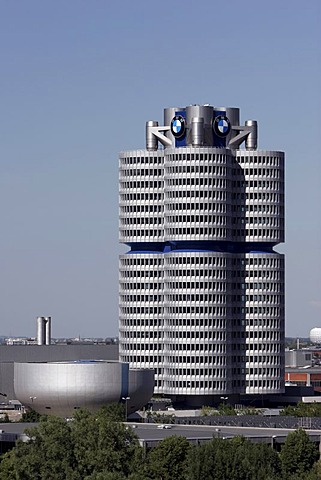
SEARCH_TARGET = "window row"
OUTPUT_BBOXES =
[166,214,228,224]
[120,181,163,189]
[166,165,227,175]
[233,218,282,227]
[164,355,227,365]
[120,168,163,177]
[166,177,228,188]
[120,205,163,213]
[165,380,227,389]
[120,193,163,201]
[246,344,282,353]
[120,355,161,363]
[166,227,228,237]
[165,367,227,376]
[167,153,229,163]
[120,155,163,165]
[167,190,227,200]
[166,257,227,266]
[166,203,227,213]
[120,230,163,238]
[119,319,163,327]
[166,269,227,278]
[232,167,283,178]
[232,294,282,302]
[236,155,283,166]
[246,380,281,389]
[120,217,163,225]
[233,180,282,189]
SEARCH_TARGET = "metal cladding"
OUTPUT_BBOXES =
[245,120,258,150]
[36,316,51,346]
[119,103,285,403]
[146,121,159,151]
[14,361,154,417]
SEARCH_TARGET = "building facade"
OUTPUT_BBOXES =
[119,104,285,404]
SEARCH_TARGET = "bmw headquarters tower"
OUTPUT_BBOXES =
[119,104,285,405]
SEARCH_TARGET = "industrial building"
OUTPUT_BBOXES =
[119,103,285,405]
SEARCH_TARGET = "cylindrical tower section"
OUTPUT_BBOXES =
[163,251,233,397]
[164,147,233,242]
[37,317,45,346]
[245,120,258,150]
[191,117,204,146]
[44,316,51,345]
[244,252,285,394]
[186,105,213,146]
[146,121,159,151]
[119,253,164,394]
[119,150,164,244]
[235,150,285,244]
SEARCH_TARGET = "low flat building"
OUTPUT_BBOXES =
[285,366,321,393]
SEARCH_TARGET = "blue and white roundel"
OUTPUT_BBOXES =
[171,115,186,138]
[213,115,231,137]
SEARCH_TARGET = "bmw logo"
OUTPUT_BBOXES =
[213,115,231,137]
[171,115,186,138]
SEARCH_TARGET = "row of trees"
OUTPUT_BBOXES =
[200,403,262,416]
[0,406,320,479]
[280,401,321,417]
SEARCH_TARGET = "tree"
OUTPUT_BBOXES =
[0,450,17,480]
[146,435,190,480]
[10,415,76,480]
[19,408,42,423]
[97,403,126,422]
[280,401,321,417]
[280,428,319,478]
[217,403,236,416]
[186,438,233,480]
[230,437,281,480]
[70,407,141,479]
[186,436,281,480]
[0,406,142,480]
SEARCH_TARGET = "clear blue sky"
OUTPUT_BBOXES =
[0,0,320,338]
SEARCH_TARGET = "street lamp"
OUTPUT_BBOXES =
[29,396,37,404]
[122,396,130,421]
[271,435,277,449]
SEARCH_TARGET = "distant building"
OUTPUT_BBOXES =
[285,366,321,393]
[285,349,313,368]
[310,328,321,344]
[5,338,37,346]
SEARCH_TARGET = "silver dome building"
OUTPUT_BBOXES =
[119,104,285,405]
[14,360,154,416]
